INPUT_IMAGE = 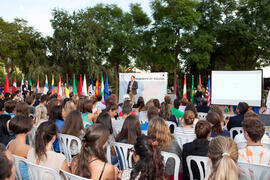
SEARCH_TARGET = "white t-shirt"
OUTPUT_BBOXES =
[238,146,270,166]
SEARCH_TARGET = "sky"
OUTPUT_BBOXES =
[0,0,152,37]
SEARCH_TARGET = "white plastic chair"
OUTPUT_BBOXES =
[174,129,196,149]
[138,111,148,124]
[26,161,61,180]
[264,129,270,137]
[229,127,244,139]
[238,162,270,180]
[111,142,133,170]
[57,133,82,163]
[166,121,177,134]
[13,155,29,180]
[141,130,148,135]
[161,151,180,180]
[60,169,90,180]
[198,113,207,120]
[186,155,209,180]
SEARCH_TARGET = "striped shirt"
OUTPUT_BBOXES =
[174,127,196,147]
[238,146,270,166]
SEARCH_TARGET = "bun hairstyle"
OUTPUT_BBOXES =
[73,124,110,178]
[208,136,238,180]
[34,121,58,164]
[183,110,195,125]
[206,112,223,134]
[131,136,166,180]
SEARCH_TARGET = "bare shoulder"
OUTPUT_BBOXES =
[102,163,116,180]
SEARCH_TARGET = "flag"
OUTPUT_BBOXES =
[4,75,9,93]
[205,75,211,106]
[199,74,201,86]
[183,75,187,99]
[191,75,194,104]
[58,75,62,101]
[100,75,104,99]
[51,75,55,94]
[43,75,49,94]
[35,78,40,93]
[20,75,24,93]
[64,83,70,98]
[78,75,82,96]
[89,77,95,96]
[29,79,32,91]
[95,75,100,96]
[72,74,77,95]
[82,74,87,96]
[104,75,110,101]
[12,76,17,93]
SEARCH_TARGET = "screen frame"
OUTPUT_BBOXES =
[210,69,263,107]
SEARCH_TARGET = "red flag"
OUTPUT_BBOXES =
[199,75,201,86]
[4,75,9,93]
[58,75,62,101]
[183,75,187,99]
[78,75,82,96]
[12,76,17,93]
[95,75,100,96]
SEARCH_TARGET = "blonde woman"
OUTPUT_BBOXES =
[34,105,48,126]
[148,117,182,179]
[63,101,76,119]
[207,136,238,180]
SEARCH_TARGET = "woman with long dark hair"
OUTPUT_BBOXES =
[134,96,145,112]
[115,115,141,144]
[206,112,230,137]
[121,136,167,180]
[27,121,70,178]
[71,124,119,179]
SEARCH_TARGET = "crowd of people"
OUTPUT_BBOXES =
[0,88,269,180]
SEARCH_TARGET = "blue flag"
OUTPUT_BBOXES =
[205,76,211,106]
[104,75,110,101]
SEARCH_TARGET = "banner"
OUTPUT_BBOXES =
[119,73,168,103]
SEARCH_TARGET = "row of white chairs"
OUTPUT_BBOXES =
[198,112,235,121]
[13,154,88,180]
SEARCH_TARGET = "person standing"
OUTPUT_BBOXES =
[22,80,31,94]
[127,75,138,104]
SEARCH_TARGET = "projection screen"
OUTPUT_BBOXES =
[211,70,262,107]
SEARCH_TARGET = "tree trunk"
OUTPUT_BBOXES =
[114,62,119,100]
[174,44,180,96]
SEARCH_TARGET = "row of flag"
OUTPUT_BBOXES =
[181,75,211,106]
[3,74,110,101]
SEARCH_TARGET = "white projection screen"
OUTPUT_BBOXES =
[211,70,262,107]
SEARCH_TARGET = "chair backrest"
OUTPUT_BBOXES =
[264,129,270,137]
[186,155,209,180]
[26,161,61,180]
[106,144,112,164]
[60,169,90,180]
[166,121,177,134]
[111,142,133,170]
[238,162,270,180]
[13,155,29,180]
[28,125,38,147]
[198,113,207,120]
[57,133,82,163]
[229,127,244,139]
[161,151,180,180]
[138,111,148,124]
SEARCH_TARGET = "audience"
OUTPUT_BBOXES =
[96,113,115,143]
[25,96,35,117]
[27,121,70,177]
[0,114,12,145]
[113,105,132,136]
[3,100,17,118]
[33,103,47,126]
[206,112,230,137]
[238,116,270,166]
[133,96,145,112]
[179,98,189,113]
[164,95,173,110]
[185,103,199,127]
[160,102,171,121]
[153,99,161,112]
[121,136,166,180]
[170,99,183,124]
[61,110,85,155]
[62,101,76,119]
[207,136,238,180]
[0,143,16,180]
[71,124,119,179]
[8,115,33,180]
[196,98,210,113]
[227,102,249,131]
[182,120,211,180]
[148,117,182,178]
[15,102,29,116]
[96,95,106,111]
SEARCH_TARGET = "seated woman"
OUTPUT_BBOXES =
[34,104,48,127]
[121,136,167,180]
[71,124,119,179]
[206,136,238,180]
[182,120,211,180]
[115,115,142,144]
[61,110,85,155]
[62,101,76,119]
[27,121,70,178]
[185,103,199,127]
[49,105,64,152]
[133,96,145,112]
[206,112,230,137]
[81,100,95,128]
[179,98,189,113]
[148,117,182,179]
[8,115,33,180]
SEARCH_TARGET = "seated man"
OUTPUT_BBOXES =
[238,117,270,166]
[196,98,210,113]
[0,143,16,180]
[227,102,249,131]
